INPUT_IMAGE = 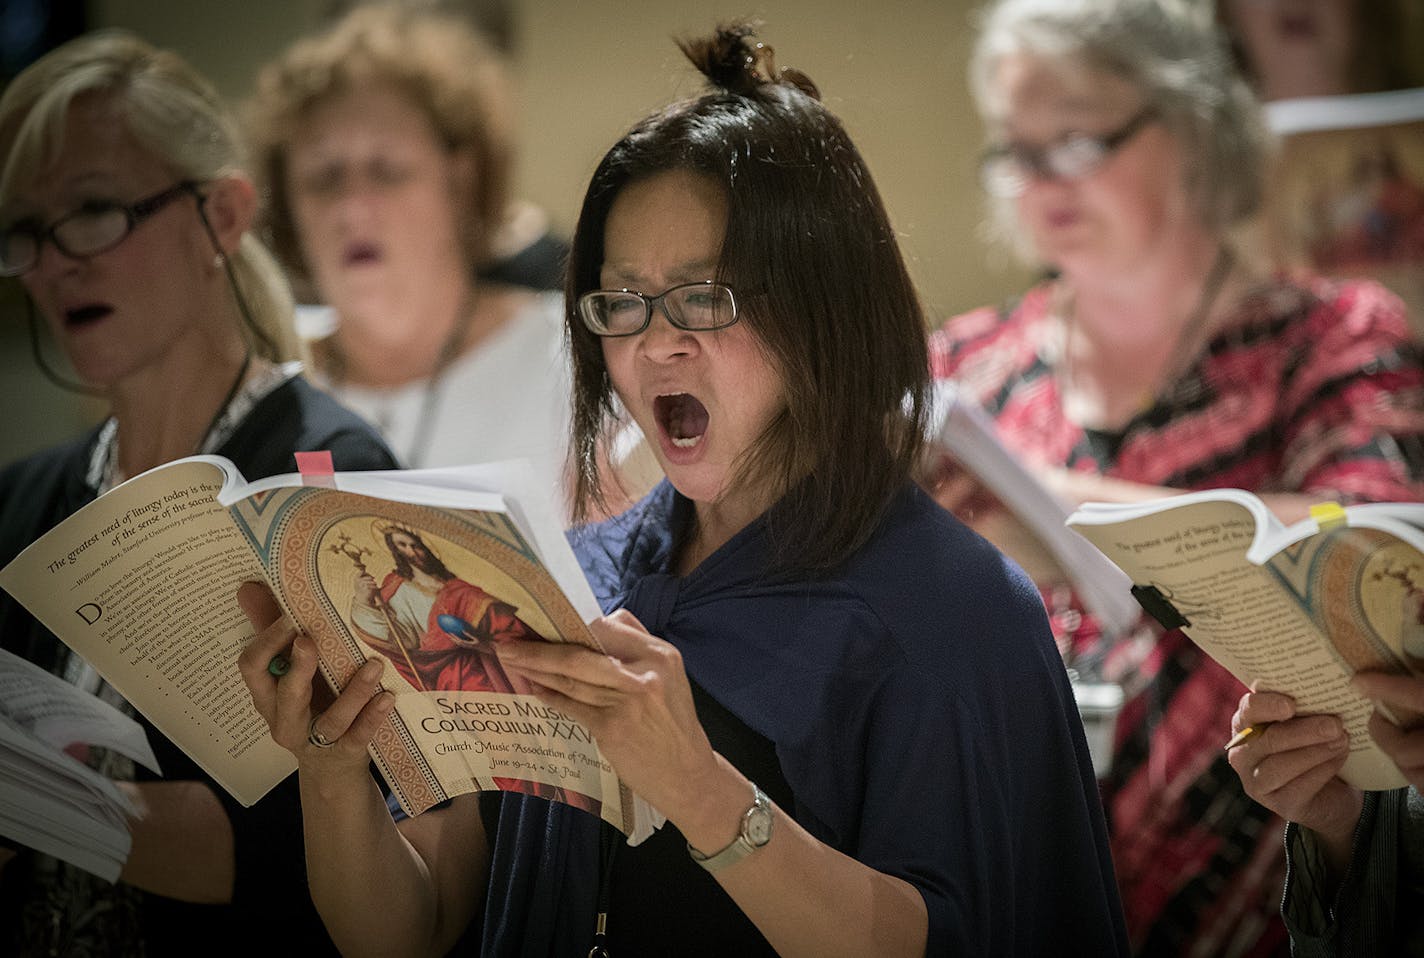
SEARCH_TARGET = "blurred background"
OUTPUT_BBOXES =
[5,0,1422,469]
[0,0,1035,466]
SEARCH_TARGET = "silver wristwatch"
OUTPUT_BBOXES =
[687,783,774,872]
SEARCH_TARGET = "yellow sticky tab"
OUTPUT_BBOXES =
[1310,502,1347,530]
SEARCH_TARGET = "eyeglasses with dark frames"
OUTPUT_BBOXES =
[577,280,741,337]
[0,180,200,276]
[978,107,1157,198]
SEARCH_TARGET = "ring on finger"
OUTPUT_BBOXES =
[307,715,337,749]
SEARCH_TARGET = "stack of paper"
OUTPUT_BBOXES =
[0,647,159,881]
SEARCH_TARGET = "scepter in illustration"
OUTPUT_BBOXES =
[328,530,427,692]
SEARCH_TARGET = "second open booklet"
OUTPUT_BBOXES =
[0,455,660,843]
[1067,490,1424,791]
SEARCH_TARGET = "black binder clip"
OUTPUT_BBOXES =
[1130,584,1190,630]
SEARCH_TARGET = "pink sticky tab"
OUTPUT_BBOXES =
[294,450,336,487]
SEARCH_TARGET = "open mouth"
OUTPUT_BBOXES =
[343,241,382,266]
[654,392,709,448]
[1275,13,1318,39]
[64,304,112,328]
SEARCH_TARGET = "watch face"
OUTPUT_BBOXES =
[745,803,773,847]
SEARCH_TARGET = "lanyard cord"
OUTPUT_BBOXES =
[589,821,619,958]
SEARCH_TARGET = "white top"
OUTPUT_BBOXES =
[300,292,573,512]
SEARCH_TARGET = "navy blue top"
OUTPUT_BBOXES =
[479,480,1129,955]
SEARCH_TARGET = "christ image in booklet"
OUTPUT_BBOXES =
[328,521,543,695]
[318,520,602,812]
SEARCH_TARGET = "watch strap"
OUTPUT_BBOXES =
[687,782,772,873]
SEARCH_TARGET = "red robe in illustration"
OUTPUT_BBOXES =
[371,572,537,694]
[355,573,600,814]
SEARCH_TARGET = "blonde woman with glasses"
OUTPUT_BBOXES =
[0,30,394,956]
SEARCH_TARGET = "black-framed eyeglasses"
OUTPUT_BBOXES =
[978,108,1156,198]
[0,180,200,276]
[577,280,741,337]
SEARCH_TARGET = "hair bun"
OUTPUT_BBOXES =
[677,21,820,101]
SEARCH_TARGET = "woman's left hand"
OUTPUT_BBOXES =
[493,609,720,821]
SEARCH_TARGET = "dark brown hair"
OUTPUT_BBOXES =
[567,22,929,576]
[384,528,452,582]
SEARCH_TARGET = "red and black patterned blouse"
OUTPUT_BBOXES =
[931,274,1424,957]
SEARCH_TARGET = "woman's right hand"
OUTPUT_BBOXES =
[236,582,392,770]
[1226,687,1362,870]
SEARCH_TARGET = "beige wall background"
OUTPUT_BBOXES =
[3,0,1031,467]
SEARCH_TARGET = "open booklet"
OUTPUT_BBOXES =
[928,380,1138,638]
[1067,490,1424,791]
[0,646,160,881]
[0,455,660,843]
